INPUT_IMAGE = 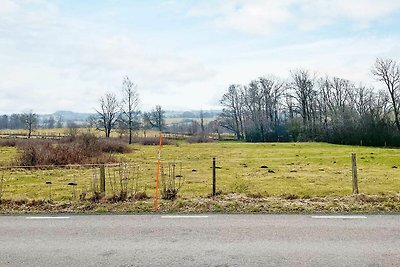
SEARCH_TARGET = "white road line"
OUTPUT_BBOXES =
[26,217,70,220]
[161,215,209,219]
[312,215,367,219]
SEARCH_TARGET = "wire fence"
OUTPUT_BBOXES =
[0,132,67,140]
[0,161,193,201]
[0,163,147,201]
[0,153,399,201]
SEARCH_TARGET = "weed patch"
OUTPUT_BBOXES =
[186,135,215,144]
[14,134,131,166]
[133,137,171,145]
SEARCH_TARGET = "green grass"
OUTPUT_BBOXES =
[1,142,400,201]
[126,142,400,198]
[0,147,17,166]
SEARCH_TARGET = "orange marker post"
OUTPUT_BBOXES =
[155,133,163,210]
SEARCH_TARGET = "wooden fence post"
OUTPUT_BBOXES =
[100,164,106,195]
[212,157,216,196]
[352,153,358,194]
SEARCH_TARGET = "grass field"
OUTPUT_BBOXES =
[1,141,400,202]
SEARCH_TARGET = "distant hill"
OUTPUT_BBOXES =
[53,111,94,121]
[38,109,221,125]
[164,110,221,119]
[39,111,94,124]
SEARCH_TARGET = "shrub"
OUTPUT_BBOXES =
[16,134,131,166]
[99,138,132,153]
[133,191,148,200]
[161,162,184,200]
[186,135,215,144]
[0,138,19,147]
[17,141,85,166]
[134,137,170,146]
[17,144,40,166]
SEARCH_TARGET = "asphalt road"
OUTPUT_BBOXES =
[0,214,399,266]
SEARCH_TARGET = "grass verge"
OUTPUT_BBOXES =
[1,193,399,214]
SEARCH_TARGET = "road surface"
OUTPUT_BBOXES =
[0,214,399,266]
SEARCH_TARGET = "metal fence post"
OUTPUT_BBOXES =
[352,153,358,194]
[100,164,106,195]
[212,157,216,196]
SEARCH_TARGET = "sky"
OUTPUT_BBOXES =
[0,0,400,114]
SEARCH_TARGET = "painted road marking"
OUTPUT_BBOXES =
[161,215,209,219]
[26,217,70,220]
[312,216,367,219]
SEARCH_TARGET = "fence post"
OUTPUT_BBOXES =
[212,157,216,196]
[100,164,106,195]
[351,153,358,194]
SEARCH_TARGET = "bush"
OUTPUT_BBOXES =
[16,134,131,166]
[0,138,19,147]
[134,137,170,146]
[186,135,215,144]
[17,141,86,166]
[99,138,132,153]
[133,191,148,200]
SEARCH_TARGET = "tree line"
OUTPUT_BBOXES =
[2,58,399,147]
[93,76,169,144]
[218,58,400,147]
[95,76,225,142]
[0,74,217,142]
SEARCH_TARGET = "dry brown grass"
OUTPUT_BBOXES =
[133,136,171,145]
[1,193,399,214]
[14,134,131,166]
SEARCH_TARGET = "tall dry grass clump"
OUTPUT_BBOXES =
[0,138,20,147]
[186,135,215,144]
[133,136,170,145]
[15,134,131,166]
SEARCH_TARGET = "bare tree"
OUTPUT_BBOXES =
[242,77,285,141]
[188,120,200,135]
[86,115,98,133]
[372,58,400,131]
[44,115,55,129]
[22,111,38,138]
[115,115,128,138]
[65,121,79,138]
[143,105,165,132]
[259,77,285,130]
[120,76,140,144]
[219,84,245,140]
[55,115,63,128]
[0,115,8,129]
[199,110,205,134]
[290,69,316,132]
[96,93,119,138]
[208,119,222,140]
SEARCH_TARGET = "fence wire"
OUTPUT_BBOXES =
[0,153,399,200]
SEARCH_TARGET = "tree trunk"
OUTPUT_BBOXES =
[129,121,132,144]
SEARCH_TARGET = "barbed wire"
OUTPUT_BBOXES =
[0,153,391,170]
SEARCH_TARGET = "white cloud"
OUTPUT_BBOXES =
[0,1,399,114]
[214,0,293,35]
[322,0,400,20]
[297,0,400,30]
[80,36,215,88]
[187,0,400,35]
[187,0,294,35]
[188,34,400,109]
[0,0,19,15]
[0,1,216,113]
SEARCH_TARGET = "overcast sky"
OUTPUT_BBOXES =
[1,0,400,114]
